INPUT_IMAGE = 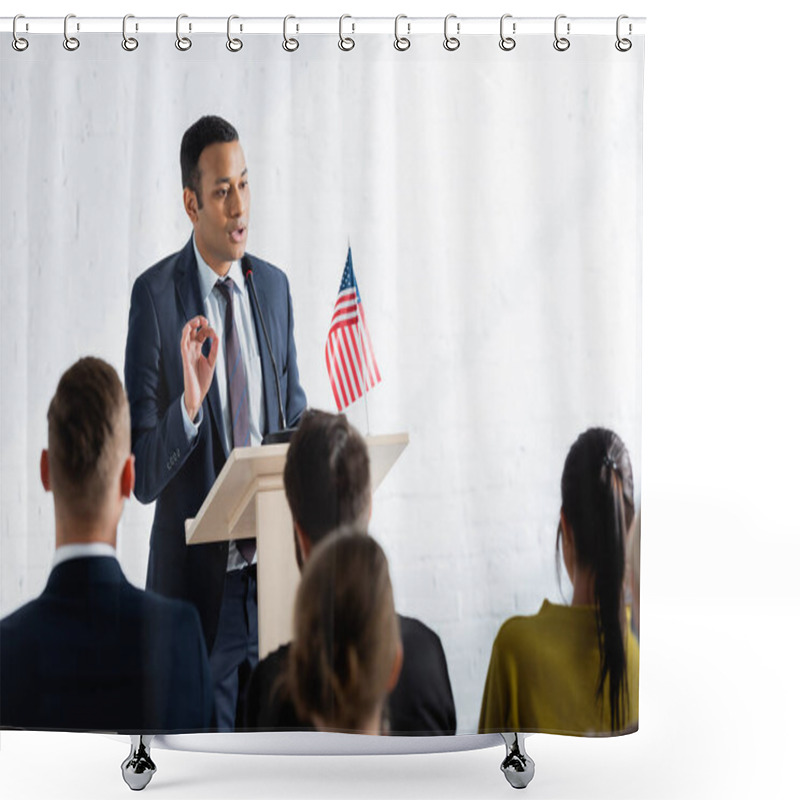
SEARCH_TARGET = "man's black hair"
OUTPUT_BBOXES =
[180,115,239,208]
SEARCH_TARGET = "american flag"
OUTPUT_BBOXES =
[325,247,382,411]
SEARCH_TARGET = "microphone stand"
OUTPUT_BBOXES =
[243,257,296,445]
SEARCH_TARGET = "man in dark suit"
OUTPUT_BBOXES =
[244,409,457,735]
[124,116,306,731]
[0,358,213,732]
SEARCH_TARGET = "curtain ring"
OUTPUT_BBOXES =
[283,15,299,52]
[122,14,138,51]
[226,15,243,52]
[615,14,632,52]
[553,14,570,51]
[394,14,410,51]
[499,14,516,51]
[443,14,460,51]
[63,13,80,51]
[12,15,29,52]
[175,14,192,51]
[338,14,355,51]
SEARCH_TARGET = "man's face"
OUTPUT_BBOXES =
[185,140,249,274]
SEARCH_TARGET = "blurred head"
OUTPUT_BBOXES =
[558,427,635,731]
[180,115,249,274]
[283,409,371,563]
[289,531,402,733]
[41,357,134,542]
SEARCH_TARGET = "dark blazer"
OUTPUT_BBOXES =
[124,238,306,650]
[0,557,213,732]
[244,614,457,735]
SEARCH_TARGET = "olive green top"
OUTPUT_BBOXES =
[479,600,639,736]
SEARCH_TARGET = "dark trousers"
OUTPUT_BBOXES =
[209,566,259,731]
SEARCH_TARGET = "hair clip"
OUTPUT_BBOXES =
[603,455,618,472]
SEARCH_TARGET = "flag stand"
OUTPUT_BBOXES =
[357,313,371,437]
[350,237,372,436]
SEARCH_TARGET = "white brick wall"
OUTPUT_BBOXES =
[1,33,642,734]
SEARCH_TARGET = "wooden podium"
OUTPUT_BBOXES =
[184,432,409,658]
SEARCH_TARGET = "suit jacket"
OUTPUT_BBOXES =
[0,557,213,732]
[244,614,457,735]
[124,238,306,650]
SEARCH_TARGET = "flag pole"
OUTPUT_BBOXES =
[350,240,372,437]
[358,313,371,437]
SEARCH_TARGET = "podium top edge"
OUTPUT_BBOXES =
[366,432,410,446]
[229,431,409,460]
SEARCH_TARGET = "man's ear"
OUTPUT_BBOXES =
[120,454,135,500]
[183,186,199,223]
[40,449,51,492]
[386,641,404,693]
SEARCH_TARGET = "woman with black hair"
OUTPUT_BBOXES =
[478,428,639,735]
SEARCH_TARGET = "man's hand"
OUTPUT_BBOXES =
[181,316,219,421]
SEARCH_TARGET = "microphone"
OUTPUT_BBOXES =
[242,256,295,445]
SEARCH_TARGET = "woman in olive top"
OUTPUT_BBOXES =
[479,428,639,735]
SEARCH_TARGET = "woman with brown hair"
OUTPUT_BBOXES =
[288,531,403,734]
[479,427,639,735]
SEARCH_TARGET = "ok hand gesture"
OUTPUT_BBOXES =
[181,316,219,421]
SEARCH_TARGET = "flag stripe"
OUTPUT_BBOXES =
[344,328,365,399]
[328,337,346,410]
[332,333,348,404]
[336,328,355,405]
[345,326,365,393]
[324,247,382,411]
[359,305,381,383]
[334,344,351,407]
[325,340,344,411]
[358,321,376,387]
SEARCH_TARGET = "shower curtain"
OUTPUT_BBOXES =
[0,22,643,738]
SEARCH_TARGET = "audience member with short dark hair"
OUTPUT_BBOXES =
[244,408,457,734]
[289,532,402,734]
[479,427,640,735]
[0,357,213,732]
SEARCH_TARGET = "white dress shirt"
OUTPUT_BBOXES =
[52,542,117,569]
[182,235,265,570]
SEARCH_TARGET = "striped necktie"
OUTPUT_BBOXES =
[215,277,256,563]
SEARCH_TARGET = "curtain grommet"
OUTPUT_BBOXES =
[499,14,516,51]
[122,14,138,52]
[63,13,80,52]
[553,14,570,52]
[443,14,460,51]
[338,14,355,51]
[175,14,192,51]
[12,14,29,51]
[615,15,632,52]
[394,15,411,51]
[226,15,243,52]
[283,15,299,52]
